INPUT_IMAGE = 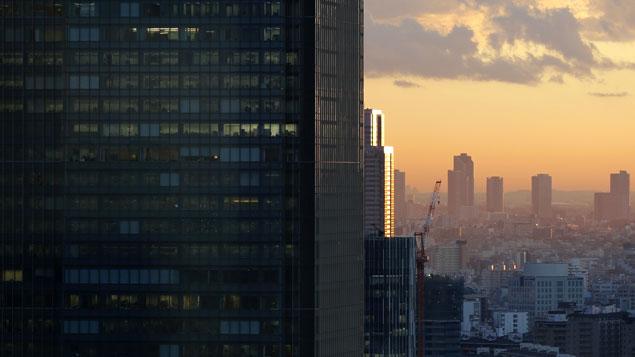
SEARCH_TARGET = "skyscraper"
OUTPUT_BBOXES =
[365,237,416,356]
[423,275,464,357]
[610,170,630,219]
[532,174,553,218]
[364,109,395,237]
[447,153,474,216]
[486,176,504,212]
[0,1,364,356]
[395,169,407,233]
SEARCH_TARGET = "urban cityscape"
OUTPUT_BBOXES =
[1,1,635,357]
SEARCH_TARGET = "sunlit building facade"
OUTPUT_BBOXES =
[364,109,395,237]
[0,1,364,356]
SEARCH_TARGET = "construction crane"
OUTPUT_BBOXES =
[415,180,442,357]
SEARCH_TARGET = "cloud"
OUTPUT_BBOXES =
[393,80,421,88]
[587,91,629,97]
[365,15,593,84]
[365,0,633,84]
[490,5,596,64]
[585,0,635,41]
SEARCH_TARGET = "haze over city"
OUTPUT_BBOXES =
[365,0,635,191]
[2,1,635,356]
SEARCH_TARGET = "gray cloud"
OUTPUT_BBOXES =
[585,0,635,41]
[364,0,631,84]
[490,5,596,64]
[366,0,462,21]
[365,15,591,84]
[393,80,421,88]
[588,91,629,97]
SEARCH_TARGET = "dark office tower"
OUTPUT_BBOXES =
[486,176,504,212]
[447,153,474,216]
[610,170,630,219]
[395,170,407,233]
[532,174,553,218]
[0,2,364,357]
[365,237,416,356]
[423,275,464,357]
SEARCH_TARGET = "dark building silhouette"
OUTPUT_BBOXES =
[395,169,407,234]
[534,310,634,357]
[365,237,416,357]
[424,275,464,357]
[0,1,364,356]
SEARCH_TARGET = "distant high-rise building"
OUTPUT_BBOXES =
[448,153,475,216]
[365,237,416,356]
[395,170,407,233]
[364,109,395,237]
[611,170,630,219]
[594,171,630,222]
[594,192,615,221]
[486,176,504,212]
[532,174,553,218]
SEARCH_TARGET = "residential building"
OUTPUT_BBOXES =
[486,176,504,212]
[493,312,529,337]
[508,264,584,321]
[531,174,552,219]
[611,170,630,219]
[448,153,474,217]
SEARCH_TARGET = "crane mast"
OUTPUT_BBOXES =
[415,180,442,357]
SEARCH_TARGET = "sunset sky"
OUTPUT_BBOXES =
[364,0,635,192]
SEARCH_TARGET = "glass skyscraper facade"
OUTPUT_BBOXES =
[364,237,416,357]
[0,1,363,356]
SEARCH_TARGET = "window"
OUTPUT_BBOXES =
[160,345,179,357]
[263,27,281,41]
[160,173,180,187]
[140,123,160,137]
[180,99,200,113]
[63,320,99,334]
[72,2,97,17]
[146,28,179,41]
[120,2,139,17]
[142,2,161,16]
[69,27,99,42]
[2,270,23,282]
[183,27,199,41]
[69,75,99,90]
[119,221,140,234]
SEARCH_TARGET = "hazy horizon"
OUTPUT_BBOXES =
[365,0,635,192]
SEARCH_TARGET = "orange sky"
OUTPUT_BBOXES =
[364,0,635,192]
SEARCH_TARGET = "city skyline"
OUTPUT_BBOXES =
[365,0,635,192]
